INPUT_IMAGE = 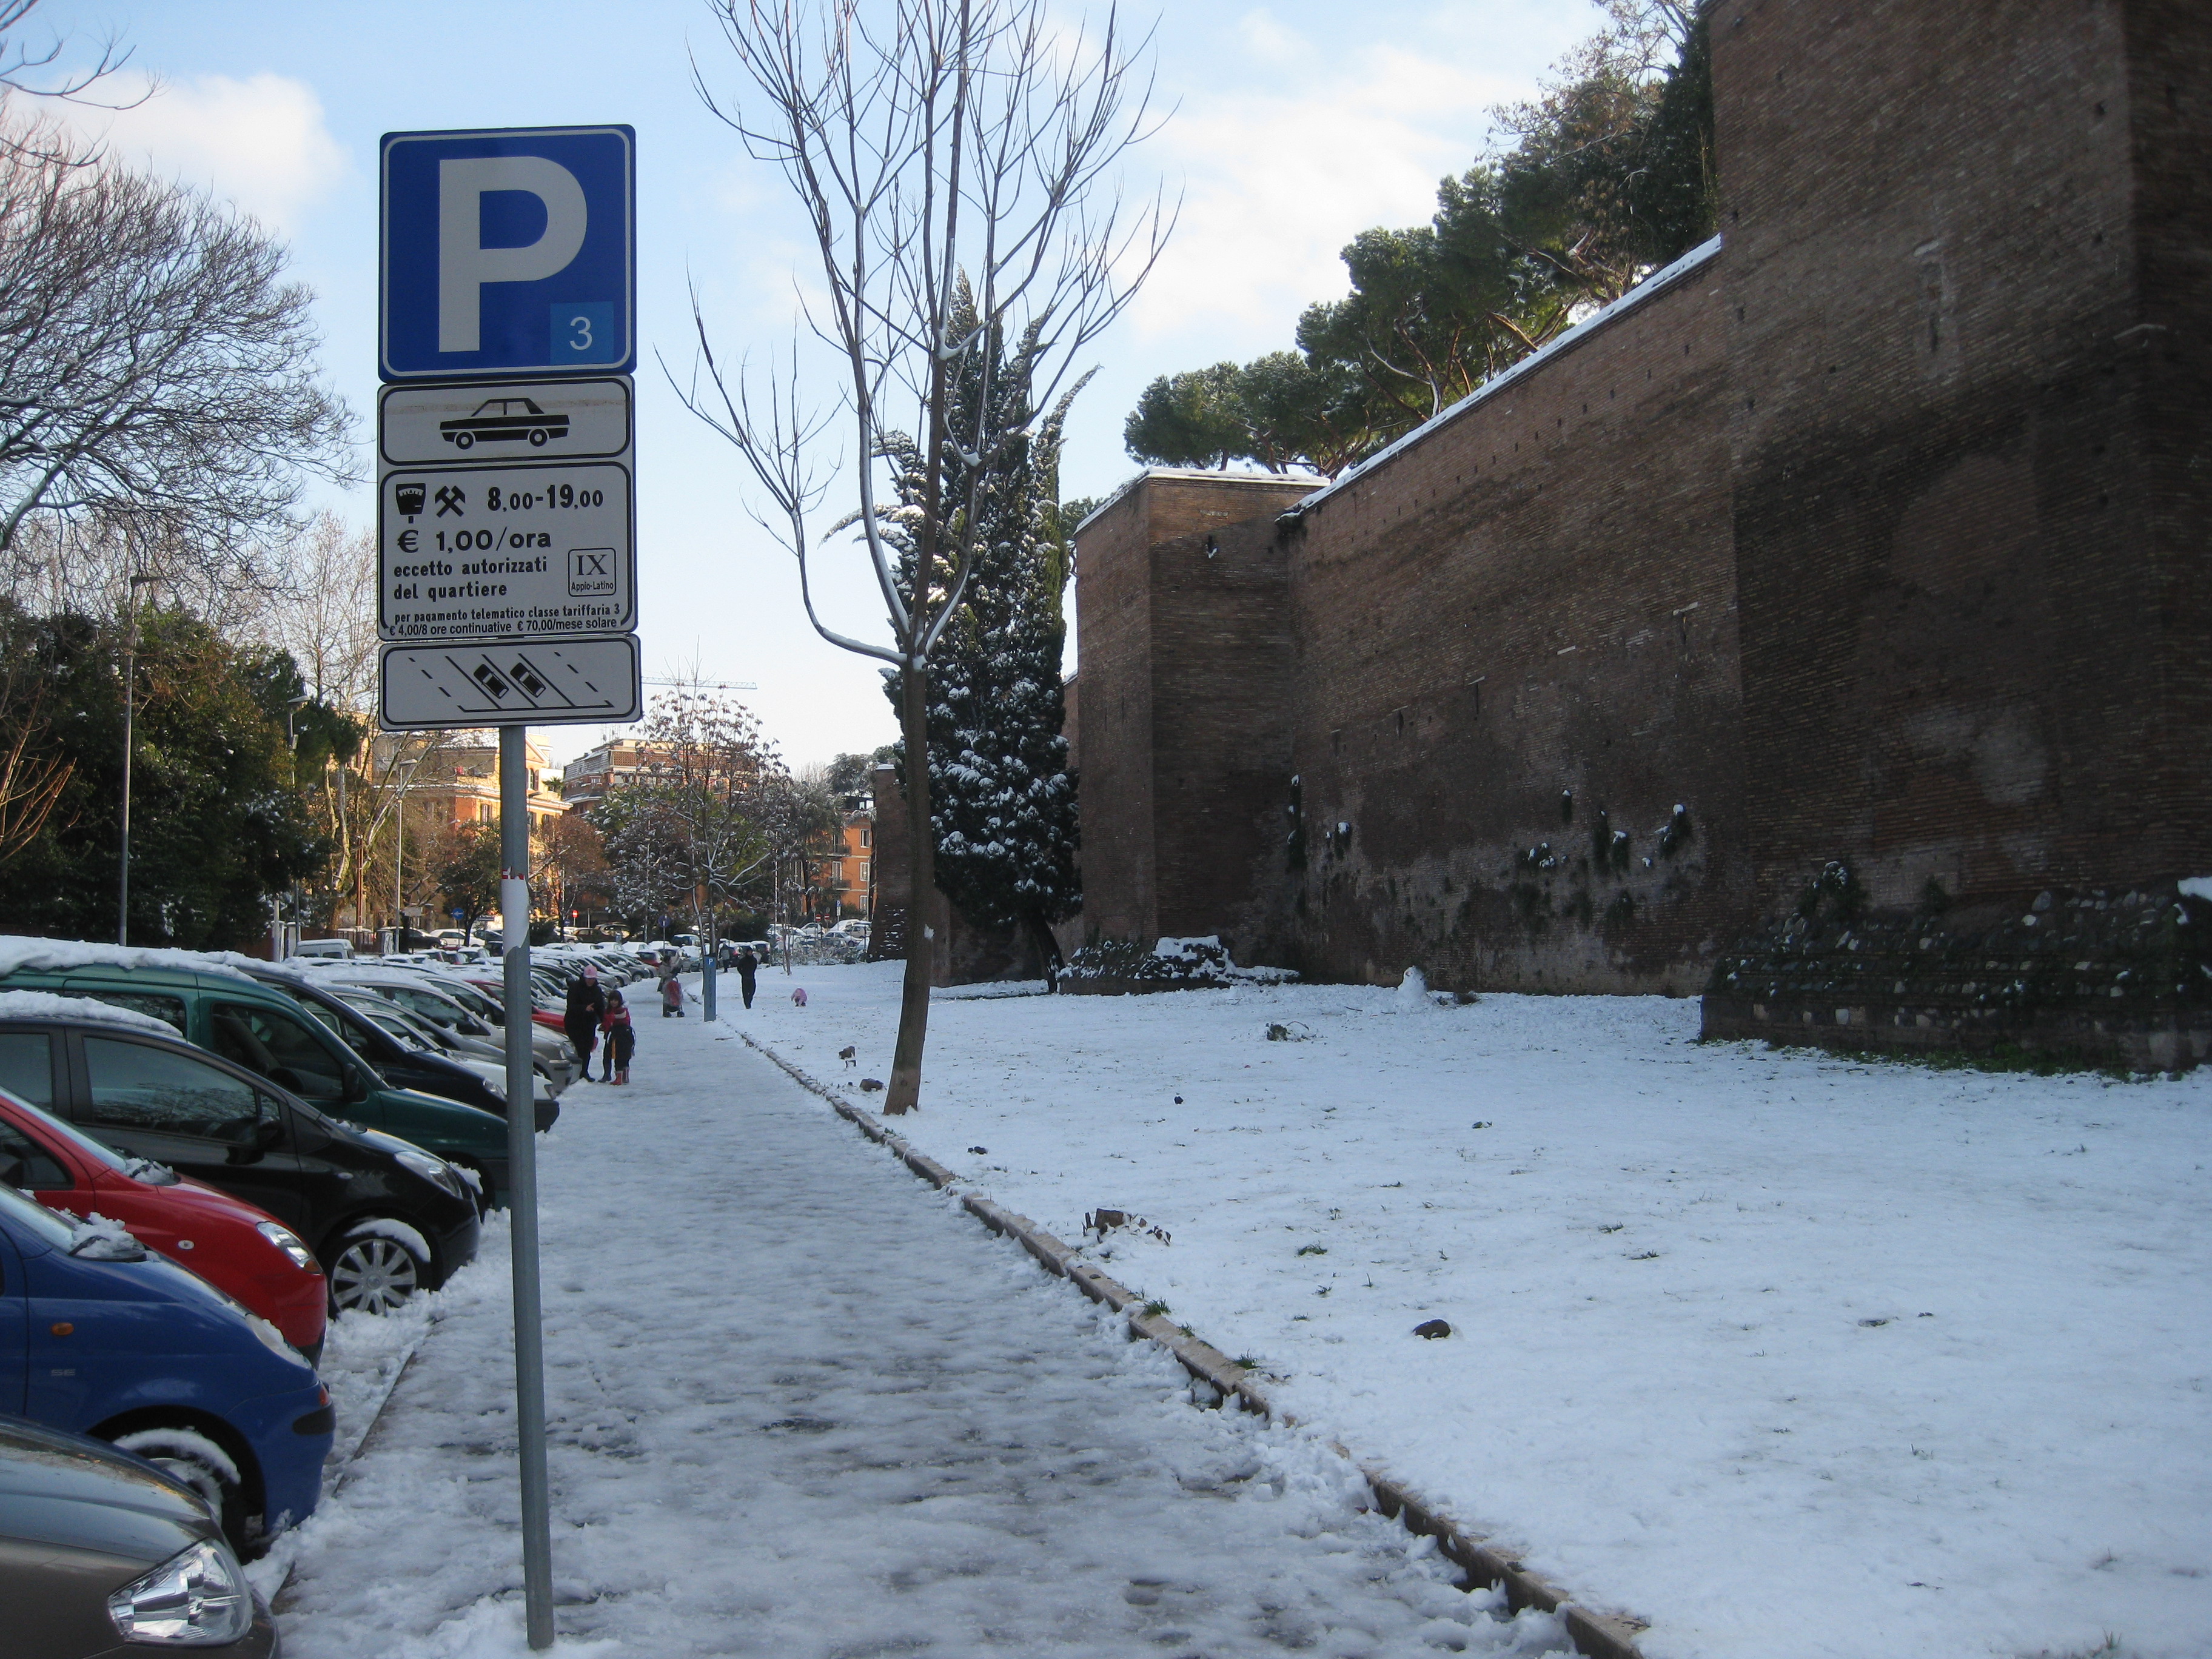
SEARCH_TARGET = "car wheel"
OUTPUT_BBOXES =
[327,1223,427,1315]
[529,427,548,445]
[111,1427,249,1551]
[453,430,474,449]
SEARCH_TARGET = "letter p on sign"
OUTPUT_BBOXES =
[381,126,634,381]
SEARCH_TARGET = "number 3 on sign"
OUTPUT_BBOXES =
[552,302,614,362]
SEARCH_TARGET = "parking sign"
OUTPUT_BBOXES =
[381,126,634,381]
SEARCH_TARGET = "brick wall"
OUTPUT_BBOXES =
[1718,0,2212,912]
[1060,0,2208,1051]
[1282,252,1747,993]
[1071,473,1316,952]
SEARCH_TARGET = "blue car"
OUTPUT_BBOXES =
[0,1181,330,1553]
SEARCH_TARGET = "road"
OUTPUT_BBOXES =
[274,1011,1572,1657]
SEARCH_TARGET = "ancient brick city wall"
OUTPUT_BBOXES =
[1717,0,2211,914]
[1056,0,2208,1056]
[1280,246,1744,993]
[1071,472,1316,953]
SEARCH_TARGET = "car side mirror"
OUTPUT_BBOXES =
[0,1155,23,1187]
[255,1117,285,1151]
[346,1069,371,1104]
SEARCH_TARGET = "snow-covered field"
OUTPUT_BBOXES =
[736,962,2212,1659]
[269,1024,1574,1658]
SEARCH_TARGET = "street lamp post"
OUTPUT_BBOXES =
[116,570,159,947]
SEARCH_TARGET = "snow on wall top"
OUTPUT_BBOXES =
[0,988,186,1036]
[1290,233,1726,518]
[1071,467,1324,540]
[0,936,254,982]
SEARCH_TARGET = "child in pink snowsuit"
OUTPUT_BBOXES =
[660,973,685,1017]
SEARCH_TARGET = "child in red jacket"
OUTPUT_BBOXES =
[600,989,635,1084]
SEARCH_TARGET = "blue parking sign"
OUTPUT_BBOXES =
[381,126,634,381]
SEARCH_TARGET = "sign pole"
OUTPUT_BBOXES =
[499,725,555,1649]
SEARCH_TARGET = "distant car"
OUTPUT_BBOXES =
[0,1182,331,1553]
[439,396,569,449]
[292,937,353,960]
[0,1414,279,1656]
[0,1087,327,1359]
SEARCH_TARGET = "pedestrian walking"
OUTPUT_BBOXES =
[600,989,634,1084]
[660,971,685,1018]
[735,945,759,1010]
[563,966,606,1081]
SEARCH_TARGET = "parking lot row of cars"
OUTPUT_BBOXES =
[0,935,665,1657]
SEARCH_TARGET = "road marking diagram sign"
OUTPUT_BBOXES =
[379,459,634,642]
[381,126,635,381]
[380,377,631,466]
[379,637,642,730]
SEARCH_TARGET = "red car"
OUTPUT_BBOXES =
[0,1087,329,1361]
[457,975,570,1038]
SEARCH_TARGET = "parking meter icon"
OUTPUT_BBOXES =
[394,481,427,519]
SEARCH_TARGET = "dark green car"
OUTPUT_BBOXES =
[0,959,512,1207]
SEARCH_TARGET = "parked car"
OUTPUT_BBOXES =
[247,965,548,1137]
[310,965,574,1091]
[0,1085,327,1359]
[0,1182,332,1552]
[0,1413,279,1655]
[0,999,481,1317]
[292,937,354,960]
[0,949,515,1207]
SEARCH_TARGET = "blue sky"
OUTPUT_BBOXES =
[28,0,1596,767]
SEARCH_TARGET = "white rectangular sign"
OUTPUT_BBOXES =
[378,457,634,642]
[378,635,642,730]
[378,377,631,467]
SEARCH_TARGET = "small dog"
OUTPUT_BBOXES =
[839,1045,857,1067]
[791,986,808,1007]
[859,1077,885,1092]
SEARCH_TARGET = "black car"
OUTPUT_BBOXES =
[438,396,569,449]
[244,966,556,1134]
[0,1013,480,1316]
[0,1413,277,1658]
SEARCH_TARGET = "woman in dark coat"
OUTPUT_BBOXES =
[735,947,759,1009]
[563,966,606,1079]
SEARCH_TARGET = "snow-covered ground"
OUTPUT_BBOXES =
[269,1022,1574,1658]
[734,962,2212,1659]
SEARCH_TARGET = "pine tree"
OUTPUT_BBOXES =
[879,289,1083,980]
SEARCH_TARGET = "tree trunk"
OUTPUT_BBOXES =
[883,664,933,1113]
[1022,910,1064,991]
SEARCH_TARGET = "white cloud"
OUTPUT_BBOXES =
[62,72,347,234]
[1110,1,1595,362]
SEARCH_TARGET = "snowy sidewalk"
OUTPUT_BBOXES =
[271,1016,1572,1658]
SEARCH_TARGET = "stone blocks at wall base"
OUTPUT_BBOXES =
[1700,880,2212,1073]
[1057,935,1299,997]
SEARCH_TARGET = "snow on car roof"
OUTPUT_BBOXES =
[0,936,255,982]
[0,987,185,1036]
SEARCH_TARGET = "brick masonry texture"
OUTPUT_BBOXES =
[1062,0,2210,1062]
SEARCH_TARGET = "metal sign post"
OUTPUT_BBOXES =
[378,122,638,1652]
[498,728,554,1650]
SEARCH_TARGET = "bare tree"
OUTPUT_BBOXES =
[681,0,1168,1111]
[0,119,353,577]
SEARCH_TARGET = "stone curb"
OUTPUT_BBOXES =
[736,1030,1649,1659]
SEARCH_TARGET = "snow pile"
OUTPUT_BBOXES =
[67,1212,146,1261]
[0,987,183,1036]
[0,936,253,981]
[1060,934,1298,994]
[743,962,2212,1659]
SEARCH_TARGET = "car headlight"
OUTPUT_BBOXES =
[107,1537,253,1645]
[393,1145,466,1199]
[255,1221,317,1273]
